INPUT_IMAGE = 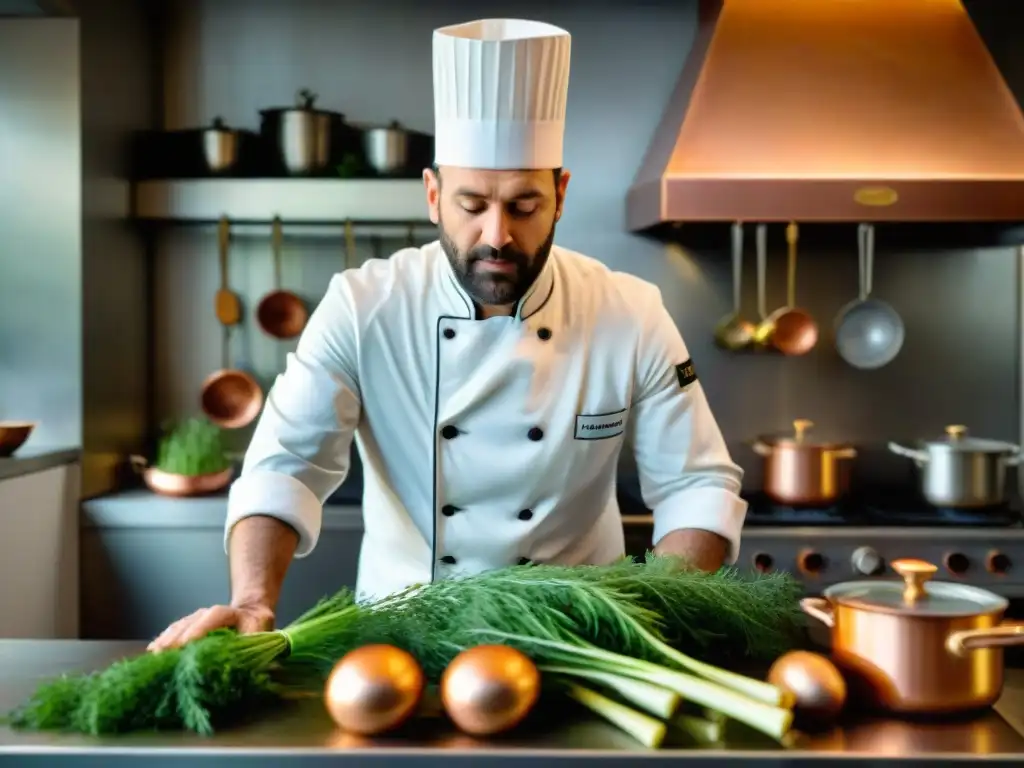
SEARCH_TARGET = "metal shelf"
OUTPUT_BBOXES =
[133,178,430,225]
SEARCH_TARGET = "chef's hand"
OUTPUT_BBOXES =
[147,602,275,652]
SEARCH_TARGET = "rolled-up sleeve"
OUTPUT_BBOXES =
[224,273,363,558]
[627,288,747,563]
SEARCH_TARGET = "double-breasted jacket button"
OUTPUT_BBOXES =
[443,328,456,340]
[517,509,533,521]
[440,555,457,564]
[527,426,544,441]
[441,425,460,440]
[517,557,532,566]
[441,504,460,517]
[537,327,552,341]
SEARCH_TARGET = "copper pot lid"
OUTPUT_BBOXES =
[913,425,1019,455]
[823,558,1007,618]
[757,419,852,451]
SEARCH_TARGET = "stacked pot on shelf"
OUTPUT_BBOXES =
[133,88,435,179]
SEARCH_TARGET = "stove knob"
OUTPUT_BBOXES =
[944,552,970,576]
[851,546,884,576]
[986,551,1012,575]
[751,552,774,574]
[797,549,826,576]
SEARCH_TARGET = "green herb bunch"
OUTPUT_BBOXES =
[7,556,807,747]
[154,418,231,476]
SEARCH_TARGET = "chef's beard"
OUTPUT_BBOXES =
[438,216,556,308]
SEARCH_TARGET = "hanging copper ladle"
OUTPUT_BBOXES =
[770,222,818,356]
[201,218,264,429]
[256,216,308,339]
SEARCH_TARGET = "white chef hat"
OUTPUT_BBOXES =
[432,19,572,170]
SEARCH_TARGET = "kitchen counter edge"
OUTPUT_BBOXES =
[80,489,363,530]
[0,448,81,482]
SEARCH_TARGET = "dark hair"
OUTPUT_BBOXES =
[432,163,562,188]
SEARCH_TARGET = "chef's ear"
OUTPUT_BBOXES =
[555,168,571,220]
[423,167,441,225]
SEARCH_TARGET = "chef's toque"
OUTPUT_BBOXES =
[432,18,572,170]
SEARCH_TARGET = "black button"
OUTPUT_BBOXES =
[518,557,532,566]
[518,509,533,521]
[537,327,552,341]
[442,504,459,517]
[527,427,544,441]
[440,555,457,564]
[443,328,456,339]
[441,425,459,440]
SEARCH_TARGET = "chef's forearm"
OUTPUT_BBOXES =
[654,528,729,572]
[228,515,299,611]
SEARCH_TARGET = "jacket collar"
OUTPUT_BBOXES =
[430,240,556,322]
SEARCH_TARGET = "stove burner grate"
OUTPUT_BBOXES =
[742,491,1023,527]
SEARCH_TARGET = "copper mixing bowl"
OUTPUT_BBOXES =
[0,421,36,457]
[200,370,264,429]
[256,290,308,339]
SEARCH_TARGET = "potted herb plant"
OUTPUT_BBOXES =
[131,418,235,497]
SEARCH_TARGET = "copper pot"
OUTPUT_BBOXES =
[801,558,1024,715]
[130,455,234,497]
[752,419,857,505]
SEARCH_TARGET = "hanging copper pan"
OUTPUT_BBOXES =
[256,216,308,339]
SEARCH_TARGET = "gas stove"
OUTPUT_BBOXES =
[619,488,1024,599]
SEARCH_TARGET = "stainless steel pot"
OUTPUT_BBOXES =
[202,117,239,173]
[259,89,347,175]
[888,425,1022,508]
[363,120,410,175]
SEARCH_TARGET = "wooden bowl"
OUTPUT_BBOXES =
[200,369,264,429]
[0,421,36,457]
[142,465,235,497]
[257,290,308,339]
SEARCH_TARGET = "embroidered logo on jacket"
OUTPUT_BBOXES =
[675,358,698,389]
[574,409,627,440]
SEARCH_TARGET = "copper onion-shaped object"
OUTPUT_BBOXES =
[324,645,425,736]
[768,651,847,729]
[440,645,541,736]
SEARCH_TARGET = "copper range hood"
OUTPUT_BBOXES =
[626,0,1024,230]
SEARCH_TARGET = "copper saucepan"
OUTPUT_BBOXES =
[802,558,1024,715]
[256,216,308,339]
[752,419,857,506]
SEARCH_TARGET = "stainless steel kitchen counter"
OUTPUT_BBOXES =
[1,641,1023,765]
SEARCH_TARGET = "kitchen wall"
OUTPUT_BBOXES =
[0,0,157,498]
[154,0,1022,491]
[0,18,82,451]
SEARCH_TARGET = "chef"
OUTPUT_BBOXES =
[149,18,746,652]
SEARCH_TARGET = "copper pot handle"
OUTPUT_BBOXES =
[800,597,835,628]
[947,623,1024,657]
[751,440,772,457]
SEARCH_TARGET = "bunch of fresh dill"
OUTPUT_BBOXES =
[6,554,806,745]
[5,589,362,736]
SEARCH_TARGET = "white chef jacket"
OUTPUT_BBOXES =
[225,240,746,600]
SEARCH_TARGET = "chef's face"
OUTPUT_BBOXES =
[424,165,570,311]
